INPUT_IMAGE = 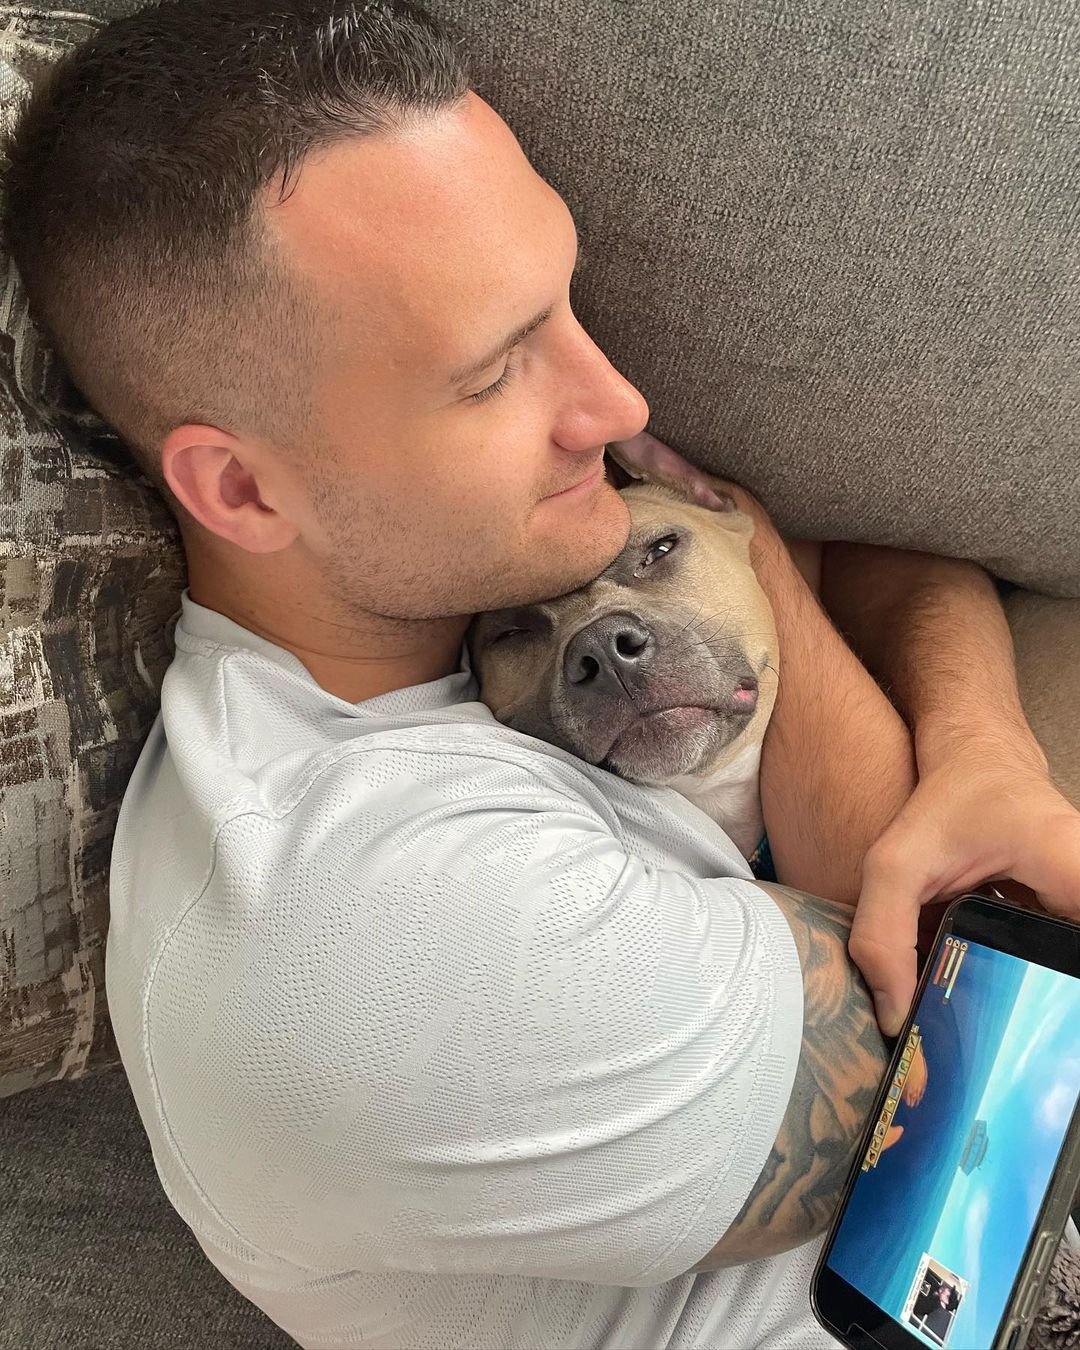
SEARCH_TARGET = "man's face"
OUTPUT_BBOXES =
[265,92,649,622]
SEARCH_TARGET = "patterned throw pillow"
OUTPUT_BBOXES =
[0,5,185,1098]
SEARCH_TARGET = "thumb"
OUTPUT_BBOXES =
[848,839,934,1036]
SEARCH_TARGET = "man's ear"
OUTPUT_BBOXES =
[161,423,300,553]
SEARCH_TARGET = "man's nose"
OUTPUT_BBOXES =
[553,325,649,452]
[563,613,655,697]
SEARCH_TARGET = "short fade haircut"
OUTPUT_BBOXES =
[1,0,470,508]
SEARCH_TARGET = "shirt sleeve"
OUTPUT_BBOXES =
[158,743,805,1287]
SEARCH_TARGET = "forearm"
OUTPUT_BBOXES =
[692,885,887,1268]
[820,544,1048,774]
[750,523,916,902]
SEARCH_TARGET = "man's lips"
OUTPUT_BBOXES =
[541,462,605,501]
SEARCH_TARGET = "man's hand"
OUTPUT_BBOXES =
[851,755,1080,1035]
[607,431,734,512]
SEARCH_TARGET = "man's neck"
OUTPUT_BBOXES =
[271,617,469,704]
[187,570,470,705]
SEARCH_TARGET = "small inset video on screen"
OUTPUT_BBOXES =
[901,1254,968,1347]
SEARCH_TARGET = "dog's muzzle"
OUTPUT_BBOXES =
[562,610,759,718]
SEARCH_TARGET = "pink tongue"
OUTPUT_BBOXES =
[735,687,756,702]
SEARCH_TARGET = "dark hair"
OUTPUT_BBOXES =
[2,0,469,506]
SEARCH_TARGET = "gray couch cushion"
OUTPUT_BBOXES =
[433,0,1080,595]
[0,1067,293,1349]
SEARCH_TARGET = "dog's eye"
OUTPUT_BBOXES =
[642,535,679,567]
[491,626,526,645]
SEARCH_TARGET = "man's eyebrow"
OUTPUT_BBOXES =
[448,239,586,388]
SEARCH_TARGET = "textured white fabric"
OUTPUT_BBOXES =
[105,589,838,1350]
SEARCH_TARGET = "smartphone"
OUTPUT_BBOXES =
[812,893,1080,1350]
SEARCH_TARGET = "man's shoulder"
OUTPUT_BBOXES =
[327,718,606,790]
[277,719,623,852]
[162,629,628,832]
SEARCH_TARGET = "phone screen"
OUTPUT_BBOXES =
[823,931,1080,1349]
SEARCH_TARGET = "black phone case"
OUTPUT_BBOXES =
[811,892,1080,1350]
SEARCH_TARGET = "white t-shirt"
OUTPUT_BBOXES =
[105,589,838,1350]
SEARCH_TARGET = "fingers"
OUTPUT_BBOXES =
[881,1124,904,1153]
[848,842,926,1036]
[901,1051,926,1106]
[904,1071,926,1108]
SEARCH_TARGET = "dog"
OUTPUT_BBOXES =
[468,481,779,859]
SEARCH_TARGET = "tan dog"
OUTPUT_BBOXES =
[469,482,779,857]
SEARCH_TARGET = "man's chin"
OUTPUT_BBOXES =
[450,486,629,616]
[527,481,630,597]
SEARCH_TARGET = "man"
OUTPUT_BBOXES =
[921,1280,958,1344]
[4,1,1078,1345]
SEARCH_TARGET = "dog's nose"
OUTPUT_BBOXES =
[564,614,655,692]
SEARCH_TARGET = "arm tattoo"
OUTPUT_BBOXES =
[692,885,888,1269]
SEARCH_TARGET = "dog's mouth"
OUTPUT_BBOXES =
[593,675,760,783]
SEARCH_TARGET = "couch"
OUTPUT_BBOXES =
[1,0,1078,1345]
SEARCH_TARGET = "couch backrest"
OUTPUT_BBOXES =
[434,0,1080,595]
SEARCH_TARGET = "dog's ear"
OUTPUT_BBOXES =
[606,434,736,514]
[693,485,758,536]
[707,488,740,514]
[604,440,762,537]
[617,473,758,540]
[710,496,756,539]
[604,452,640,491]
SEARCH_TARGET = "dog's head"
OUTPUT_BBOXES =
[468,482,778,785]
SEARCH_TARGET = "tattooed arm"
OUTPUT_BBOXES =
[690,884,889,1270]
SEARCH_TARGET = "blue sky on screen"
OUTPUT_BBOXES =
[924,962,1080,1345]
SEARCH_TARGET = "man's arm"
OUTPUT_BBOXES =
[733,494,917,904]
[691,883,888,1269]
[821,543,1080,1034]
[820,546,1043,774]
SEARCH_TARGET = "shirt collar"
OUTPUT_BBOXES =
[174,588,477,715]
